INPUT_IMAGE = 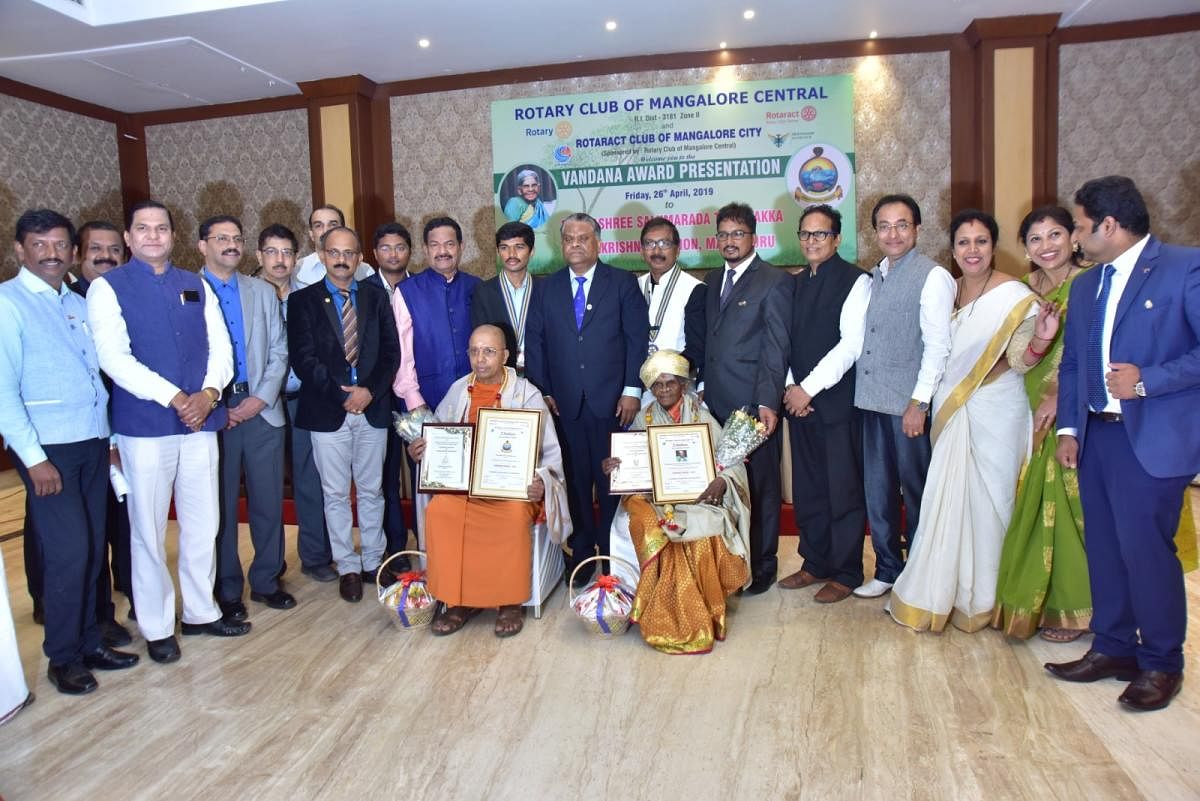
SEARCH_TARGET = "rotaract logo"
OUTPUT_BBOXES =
[554,146,573,164]
[801,105,817,122]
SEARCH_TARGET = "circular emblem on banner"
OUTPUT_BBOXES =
[801,105,818,122]
[554,145,573,164]
[785,144,851,207]
[555,121,573,139]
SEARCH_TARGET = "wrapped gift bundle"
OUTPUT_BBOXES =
[376,551,436,630]
[569,556,635,638]
[392,406,437,444]
[714,406,769,471]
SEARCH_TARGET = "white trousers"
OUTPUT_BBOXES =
[0,547,29,724]
[119,433,222,640]
[311,414,386,576]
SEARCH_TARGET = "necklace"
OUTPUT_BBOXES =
[1034,264,1077,296]
[956,268,993,316]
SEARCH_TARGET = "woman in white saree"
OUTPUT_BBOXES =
[888,210,1060,633]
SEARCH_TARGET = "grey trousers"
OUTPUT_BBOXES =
[311,413,386,576]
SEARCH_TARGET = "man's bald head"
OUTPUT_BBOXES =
[468,324,508,384]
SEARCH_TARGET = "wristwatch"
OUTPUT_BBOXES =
[910,398,930,413]
[203,387,220,409]
[1134,381,1146,398]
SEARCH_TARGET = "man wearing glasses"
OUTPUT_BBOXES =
[293,204,373,288]
[852,193,954,599]
[287,226,400,603]
[636,217,706,369]
[697,202,792,595]
[197,216,293,621]
[778,205,871,603]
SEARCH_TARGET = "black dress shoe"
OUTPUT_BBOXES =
[147,636,181,664]
[82,645,140,671]
[361,569,378,585]
[1044,649,1140,683]
[276,560,288,580]
[47,662,98,695]
[340,572,363,602]
[743,575,775,596]
[32,600,44,625]
[301,564,339,583]
[1119,671,1183,711]
[250,589,297,610]
[569,564,595,590]
[99,619,133,648]
[219,599,248,622]
[180,617,251,636]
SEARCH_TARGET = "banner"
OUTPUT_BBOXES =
[491,74,856,273]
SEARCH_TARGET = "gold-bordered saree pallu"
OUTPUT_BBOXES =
[888,282,1038,633]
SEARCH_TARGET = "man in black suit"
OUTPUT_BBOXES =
[525,213,648,586]
[472,221,539,371]
[286,226,401,603]
[699,202,792,595]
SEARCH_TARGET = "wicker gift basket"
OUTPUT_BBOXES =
[376,550,436,630]
[567,555,637,638]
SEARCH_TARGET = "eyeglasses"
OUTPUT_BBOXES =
[324,248,360,261]
[650,378,682,392]
[376,244,409,255]
[206,234,245,246]
[27,239,72,252]
[641,238,677,250]
[875,221,913,234]
[798,230,834,242]
[259,247,295,259]
[468,347,500,358]
[715,230,750,241]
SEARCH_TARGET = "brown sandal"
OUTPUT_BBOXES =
[494,605,526,638]
[431,605,480,636]
[1039,627,1085,643]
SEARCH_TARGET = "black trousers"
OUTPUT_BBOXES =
[788,411,866,588]
[557,402,619,568]
[13,439,108,666]
[745,426,783,582]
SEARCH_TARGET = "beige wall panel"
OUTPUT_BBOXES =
[318,103,356,232]
[0,94,122,280]
[992,46,1034,276]
[145,108,310,271]
[1059,30,1200,247]
[392,53,952,278]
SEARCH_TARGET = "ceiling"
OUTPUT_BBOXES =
[0,0,1194,113]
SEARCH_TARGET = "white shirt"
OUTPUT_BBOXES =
[639,264,702,354]
[788,273,873,398]
[879,253,956,404]
[87,273,234,408]
[721,252,756,289]
[293,252,374,288]
[565,262,639,400]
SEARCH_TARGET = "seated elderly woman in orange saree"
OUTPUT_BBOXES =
[604,350,751,654]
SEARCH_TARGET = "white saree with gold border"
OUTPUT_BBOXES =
[888,281,1038,632]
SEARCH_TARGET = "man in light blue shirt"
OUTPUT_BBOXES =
[0,209,139,696]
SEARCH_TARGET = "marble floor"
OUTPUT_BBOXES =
[2,484,1200,801]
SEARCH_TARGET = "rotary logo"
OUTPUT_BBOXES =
[554,145,573,164]
[801,105,817,122]
[555,121,573,139]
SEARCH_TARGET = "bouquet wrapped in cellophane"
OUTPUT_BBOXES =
[714,406,769,472]
[392,406,437,443]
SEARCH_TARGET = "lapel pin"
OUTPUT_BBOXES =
[1144,299,1153,309]
[738,300,748,306]
[586,304,593,311]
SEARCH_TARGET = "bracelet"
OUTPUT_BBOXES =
[1027,341,1049,358]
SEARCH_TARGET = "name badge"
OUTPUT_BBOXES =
[180,290,201,304]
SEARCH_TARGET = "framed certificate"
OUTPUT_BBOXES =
[418,424,474,494]
[609,431,652,494]
[470,408,542,500]
[646,423,716,504]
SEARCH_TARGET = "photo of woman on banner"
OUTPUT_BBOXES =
[500,164,557,230]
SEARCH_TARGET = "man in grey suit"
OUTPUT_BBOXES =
[199,216,295,618]
[699,202,792,595]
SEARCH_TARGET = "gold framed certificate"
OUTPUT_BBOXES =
[646,423,716,504]
[470,408,542,500]
[418,423,474,494]
[609,431,652,494]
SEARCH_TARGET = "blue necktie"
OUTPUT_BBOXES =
[720,267,735,308]
[1086,264,1116,411]
[574,275,586,330]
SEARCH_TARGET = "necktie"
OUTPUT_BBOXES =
[339,289,359,367]
[574,275,586,330]
[720,267,736,308]
[1086,264,1116,411]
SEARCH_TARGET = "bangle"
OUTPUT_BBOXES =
[1027,341,1049,358]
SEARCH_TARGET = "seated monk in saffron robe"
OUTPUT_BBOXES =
[409,325,568,637]
[603,350,751,654]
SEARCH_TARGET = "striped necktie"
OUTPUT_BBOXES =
[339,289,359,367]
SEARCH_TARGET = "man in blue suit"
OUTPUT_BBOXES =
[525,213,649,587]
[1047,176,1200,711]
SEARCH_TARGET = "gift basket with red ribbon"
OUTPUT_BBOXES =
[376,550,436,630]
[567,555,636,638]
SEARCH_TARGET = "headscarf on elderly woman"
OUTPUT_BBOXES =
[503,169,549,229]
[604,350,751,654]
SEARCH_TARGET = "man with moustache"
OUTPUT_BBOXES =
[698,202,792,595]
[293,204,373,288]
[198,216,293,620]
[88,200,247,666]
[525,212,648,587]
[471,221,541,371]
[0,209,138,695]
[392,217,481,414]
[852,194,954,599]
[256,225,336,582]
[366,221,414,567]
[1046,176,1200,711]
[637,216,705,367]
[288,226,401,602]
[778,205,871,603]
